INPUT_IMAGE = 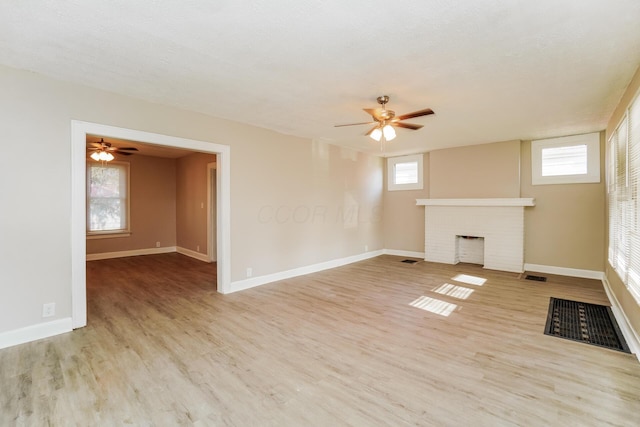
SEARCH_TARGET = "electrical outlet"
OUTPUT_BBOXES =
[246,267,253,278]
[42,303,55,318]
[156,241,160,248]
[365,245,368,252]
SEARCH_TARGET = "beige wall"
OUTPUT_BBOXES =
[383,153,429,252]
[429,140,521,198]
[176,152,216,257]
[0,64,383,334]
[233,140,383,276]
[520,137,605,271]
[605,66,640,336]
[383,138,605,272]
[86,154,177,254]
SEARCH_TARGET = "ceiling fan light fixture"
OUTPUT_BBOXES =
[370,127,383,142]
[91,150,114,162]
[383,124,396,141]
[88,138,138,161]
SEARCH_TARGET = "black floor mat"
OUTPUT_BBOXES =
[544,297,630,353]
[401,259,418,264]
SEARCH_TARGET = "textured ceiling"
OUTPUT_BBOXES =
[2,1,640,156]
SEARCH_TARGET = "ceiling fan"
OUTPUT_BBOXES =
[335,95,434,149]
[87,138,138,162]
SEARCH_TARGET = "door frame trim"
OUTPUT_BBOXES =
[71,121,231,329]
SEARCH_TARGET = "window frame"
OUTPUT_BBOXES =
[387,154,424,191]
[608,87,640,305]
[86,161,131,239]
[531,132,600,185]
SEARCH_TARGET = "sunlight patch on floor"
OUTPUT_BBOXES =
[452,274,486,286]
[432,283,474,300]
[409,296,457,316]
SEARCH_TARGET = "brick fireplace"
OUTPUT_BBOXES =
[416,198,535,273]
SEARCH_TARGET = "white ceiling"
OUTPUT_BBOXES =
[2,1,640,157]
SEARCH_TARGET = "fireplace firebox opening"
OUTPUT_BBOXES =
[456,235,484,265]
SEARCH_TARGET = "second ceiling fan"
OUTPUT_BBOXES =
[335,95,434,148]
[88,138,139,162]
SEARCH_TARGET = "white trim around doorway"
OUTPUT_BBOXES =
[207,162,217,263]
[71,121,231,329]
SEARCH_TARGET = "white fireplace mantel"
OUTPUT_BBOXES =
[416,198,535,207]
[416,198,535,273]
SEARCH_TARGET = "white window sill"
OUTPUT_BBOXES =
[86,232,131,240]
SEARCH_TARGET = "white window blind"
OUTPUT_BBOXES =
[626,90,640,303]
[394,161,419,184]
[541,144,587,176]
[608,89,640,304]
[87,162,130,233]
[387,154,424,191]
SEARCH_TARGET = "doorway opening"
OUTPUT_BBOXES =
[71,121,231,329]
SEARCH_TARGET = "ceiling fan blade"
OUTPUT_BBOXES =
[335,121,377,128]
[392,122,424,130]
[117,151,134,156]
[363,108,384,120]
[396,108,434,121]
[116,147,138,151]
[89,142,103,148]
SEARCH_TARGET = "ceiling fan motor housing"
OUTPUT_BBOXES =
[377,95,390,105]
[376,95,395,120]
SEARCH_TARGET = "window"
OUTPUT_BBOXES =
[531,132,600,185]
[387,154,424,191]
[86,162,130,236]
[608,88,640,304]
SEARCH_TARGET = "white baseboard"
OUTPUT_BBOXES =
[524,263,604,280]
[383,249,425,258]
[176,246,211,263]
[86,246,176,261]
[0,318,73,350]
[601,277,640,361]
[229,249,385,293]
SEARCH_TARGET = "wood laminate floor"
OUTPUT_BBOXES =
[1,253,639,426]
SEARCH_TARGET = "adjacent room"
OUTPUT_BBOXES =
[85,136,218,266]
[1,2,640,425]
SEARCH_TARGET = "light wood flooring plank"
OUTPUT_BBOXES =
[1,253,639,426]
